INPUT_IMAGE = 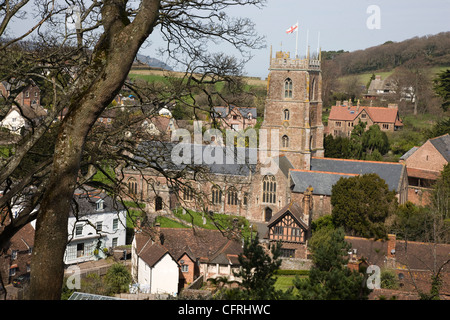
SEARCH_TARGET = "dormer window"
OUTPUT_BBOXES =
[96,199,104,211]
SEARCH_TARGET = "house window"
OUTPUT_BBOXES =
[335,121,341,127]
[96,200,104,211]
[112,238,118,248]
[273,226,283,235]
[282,135,289,148]
[181,265,189,272]
[361,113,366,119]
[11,250,18,260]
[248,113,252,120]
[227,187,238,206]
[75,225,83,236]
[284,78,293,98]
[283,109,290,121]
[382,123,389,129]
[113,218,119,231]
[96,221,103,232]
[280,248,296,258]
[211,186,222,205]
[262,175,276,204]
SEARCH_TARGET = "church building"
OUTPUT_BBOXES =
[121,50,408,259]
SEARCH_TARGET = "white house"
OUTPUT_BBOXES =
[131,229,179,295]
[64,189,127,265]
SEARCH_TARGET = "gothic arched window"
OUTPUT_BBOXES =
[284,78,293,98]
[227,187,238,206]
[283,109,290,121]
[282,135,289,148]
[211,186,222,205]
[127,178,138,195]
[262,175,276,204]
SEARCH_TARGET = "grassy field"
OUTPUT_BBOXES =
[338,65,450,87]
[128,68,267,87]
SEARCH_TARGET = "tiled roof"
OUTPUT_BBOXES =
[407,167,441,180]
[267,201,308,230]
[135,227,242,265]
[138,242,172,268]
[329,105,402,125]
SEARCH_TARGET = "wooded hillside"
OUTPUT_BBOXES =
[325,32,450,75]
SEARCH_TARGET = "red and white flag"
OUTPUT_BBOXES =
[286,22,298,34]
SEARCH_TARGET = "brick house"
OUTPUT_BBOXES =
[212,105,257,131]
[400,134,450,206]
[345,234,450,299]
[0,80,41,108]
[327,101,403,138]
[0,223,34,285]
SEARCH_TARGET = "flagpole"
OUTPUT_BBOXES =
[306,28,309,58]
[295,21,299,58]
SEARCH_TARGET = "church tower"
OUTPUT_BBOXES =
[261,48,324,170]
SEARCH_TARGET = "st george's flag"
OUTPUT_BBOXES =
[286,22,298,34]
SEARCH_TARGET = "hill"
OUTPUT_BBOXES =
[325,31,450,76]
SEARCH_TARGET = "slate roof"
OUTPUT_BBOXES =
[290,169,358,196]
[309,157,406,193]
[429,134,450,162]
[213,105,257,119]
[70,188,125,217]
[134,141,257,176]
[399,146,419,161]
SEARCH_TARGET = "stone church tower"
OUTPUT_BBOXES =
[261,48,325,170]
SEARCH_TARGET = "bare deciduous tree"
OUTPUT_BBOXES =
[0,0,265,299]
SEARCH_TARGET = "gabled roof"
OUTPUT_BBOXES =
[429,134,450,162]
[310,157,406,193]
[134,227,243,265]
[138,241,174,268]
[267,201,308,230]
[213,105,257,119]
[399,146,419,161]
[329,105,402,126]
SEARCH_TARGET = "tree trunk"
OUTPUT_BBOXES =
[28,0,160,299]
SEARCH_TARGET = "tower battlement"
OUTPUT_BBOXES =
[270,51,321,71]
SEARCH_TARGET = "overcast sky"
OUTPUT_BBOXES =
[141,0,450,79]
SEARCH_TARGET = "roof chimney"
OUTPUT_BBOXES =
[154,222,161,244]
[303,186,314,226]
